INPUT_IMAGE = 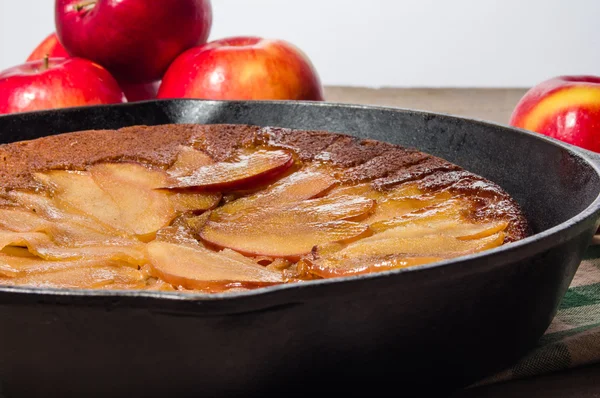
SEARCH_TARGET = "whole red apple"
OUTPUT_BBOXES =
[55,0,212,84]
[157,36,324,101]
[0,58,125,115]
[510,76,600,152]
[26,33,70,61]
[120,81,160,103]
[27,32,159,102]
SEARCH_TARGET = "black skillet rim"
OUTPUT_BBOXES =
[0,99,599,301]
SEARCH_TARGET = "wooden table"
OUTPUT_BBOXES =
[324,86,527,125]
[324,86,600,397]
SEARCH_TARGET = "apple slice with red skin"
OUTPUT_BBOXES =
[217,166,337,215]
[36,161,219,238]
[146,240,284,292]
[200,195,374,259]
[165,149,294,191]
[89,162,220,236]
[164,148,222,211]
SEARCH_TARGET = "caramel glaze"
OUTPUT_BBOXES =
[0,123,529,242]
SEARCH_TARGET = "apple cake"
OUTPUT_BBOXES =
[0,124,529,293]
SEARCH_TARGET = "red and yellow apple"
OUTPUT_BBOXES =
[55,0,212,84]
[157,36,324,101]
[510,76,600,152]
[0,58,125,115]
[27,32,159,102]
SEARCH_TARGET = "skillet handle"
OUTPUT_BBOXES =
[567,144,600,245]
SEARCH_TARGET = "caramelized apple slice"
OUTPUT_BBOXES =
[203,220,369,260]
[366,219,508,242]
[95,161,220,214]
[325,182,422,200]
[0,253,107,276]
[90,163,176,238]
[200,195,374,258]
[289,195,375,222]
[167,191,221,213]
[0,206,129,250]
[305,255,443,278]
[214,195,375,224]
[5,191,123,237]
[0,204,145,259]
[34,170,125,232]
[6,191,61,219]
[370,199,469,232]
[0,230,147,266]
[328,231,505,259]
[218,167,337,214]
[155,225,202,247]
[0,208,50,232]
[0,248,35,277]
[324,183,380,199]
[168,147,215,177]
[456,221,509,240]
[365,192,455,224]
[146,241,284,292]
[325,183,457,225]
[0,259,146,289]
[165,149,294,191]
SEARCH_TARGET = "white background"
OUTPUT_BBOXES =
[0,0,598,88]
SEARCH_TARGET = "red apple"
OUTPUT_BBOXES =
[157,36,324,101]
[119,81,160,102]
[26,33,70,61]
[27,32,159,102]
[510,76,600,152]
[55,0,212,84]
[0,58,125,115]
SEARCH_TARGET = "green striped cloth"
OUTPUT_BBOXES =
[476,243,600,385]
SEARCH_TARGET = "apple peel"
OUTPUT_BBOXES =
[164,149,294,191]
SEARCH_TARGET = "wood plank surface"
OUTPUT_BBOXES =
[324,86,528,125]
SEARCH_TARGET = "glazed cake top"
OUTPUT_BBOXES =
[0,123,528,241]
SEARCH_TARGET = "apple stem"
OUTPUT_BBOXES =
[75,0,96,12]
[43,55,49,70]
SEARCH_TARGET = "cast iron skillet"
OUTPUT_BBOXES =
[0,100,599,398]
